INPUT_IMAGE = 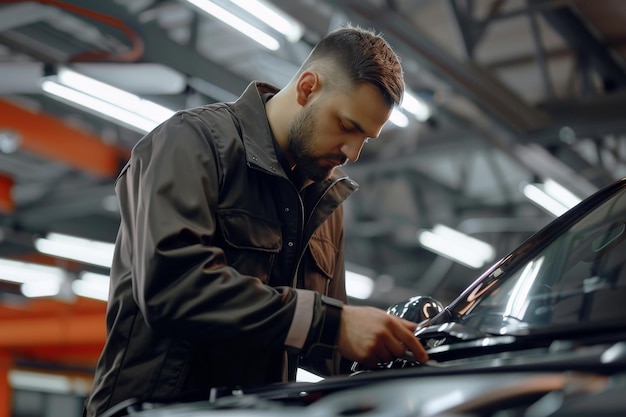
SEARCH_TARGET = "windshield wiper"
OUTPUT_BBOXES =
[415,322,489,346]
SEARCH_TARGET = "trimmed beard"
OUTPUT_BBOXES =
[287,103,343,182]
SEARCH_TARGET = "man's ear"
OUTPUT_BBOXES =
[295,71,319,106]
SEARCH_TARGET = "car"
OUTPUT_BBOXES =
[102,176,626,417]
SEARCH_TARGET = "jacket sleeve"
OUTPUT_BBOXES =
[299,211,351,376]
[117,110,330,352]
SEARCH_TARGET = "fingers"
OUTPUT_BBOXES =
[385,337,408,358]
[399,317,419,331]
[366,326,427,368]
[391,316,429,363]
[336,305,429,367]
[401,334,429,363]
[377,337,406,364]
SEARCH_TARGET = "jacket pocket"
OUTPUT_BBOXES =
[217,209,281,282]
[304,233,337,294]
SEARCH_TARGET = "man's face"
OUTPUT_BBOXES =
[287,101,344,182]
[287,82,392,182]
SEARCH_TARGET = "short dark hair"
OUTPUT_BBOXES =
[300,25,404,107]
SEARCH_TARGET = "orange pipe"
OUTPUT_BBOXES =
[0,313,106,347]
[0,174,13,214]
[12,253,82,271]
[0,99,127,177]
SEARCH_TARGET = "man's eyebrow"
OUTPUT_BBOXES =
[346,118,372,137]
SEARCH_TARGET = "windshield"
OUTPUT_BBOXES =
[454,183,626,335]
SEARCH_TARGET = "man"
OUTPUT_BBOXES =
[85,25,428,417]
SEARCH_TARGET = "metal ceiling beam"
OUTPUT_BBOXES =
[447,0,506,60]
[332,0,551,135]
[15,183,117,229]
[139,20,250,98]
[529,0,626,91]
[526,91,626,187]
[330,0,601,198]
[52,0,250,98]
[533,91,626,140]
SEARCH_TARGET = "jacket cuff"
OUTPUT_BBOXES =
[284,289,315,350]
[305,295,343,359]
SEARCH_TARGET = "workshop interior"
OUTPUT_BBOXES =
[0,0,625,416]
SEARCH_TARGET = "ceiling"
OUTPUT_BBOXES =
[0,0,625,368]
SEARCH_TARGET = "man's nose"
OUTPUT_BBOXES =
[341,139,366,162]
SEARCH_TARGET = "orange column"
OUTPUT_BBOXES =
[0,174,13,214]
[0,352,11,417]
[0,99,127,178]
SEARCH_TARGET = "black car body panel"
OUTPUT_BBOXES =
[103,177,626,417]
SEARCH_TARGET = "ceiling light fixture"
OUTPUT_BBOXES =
[0,257,66,298]
[0,257,66,284]
[522,179,582,217]
[229,0,303,43]
[401,91,431,122]
[184,0,281,50]
[388,108,409,128]
[8,370,79,394]
[41,67,175,133]
[34,232,115,268]
[387,91,430,128]
[20,279,63,298]
[417,224,496,269]
[71,271,110,301]
[345,270,375,299]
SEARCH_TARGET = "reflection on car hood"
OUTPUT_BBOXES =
[131,371,613,417]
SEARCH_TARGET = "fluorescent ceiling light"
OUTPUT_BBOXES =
[543,179,582,208]
[0,257,66,284]
[57,68,174,122]
[41,67,175,133]
[9,370,72,394]
[388,108,409,127]
[71,271,110,301]
[522,183,567,216]
[346,270,374,299]
[401,91,431,122]
[9,370,92,395]
[21,280,62,298]
[417,224,495,269]
[0,257,66,298]
[229,0,303,42]
[0,257,110,300]
[184,0,281,50]
[388,91,430,128]
[34,232,114,268]
[522,179,581,217]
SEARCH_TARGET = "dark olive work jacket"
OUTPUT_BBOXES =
[85,82,358,417]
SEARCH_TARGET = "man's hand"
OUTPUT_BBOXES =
[337,305,429,368]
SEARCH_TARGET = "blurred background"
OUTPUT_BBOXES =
[0,0,625,415]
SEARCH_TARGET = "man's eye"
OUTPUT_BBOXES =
[340,121,358,132]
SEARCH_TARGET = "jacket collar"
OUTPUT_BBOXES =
[232,81,282,176]
[232,81,358,197]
